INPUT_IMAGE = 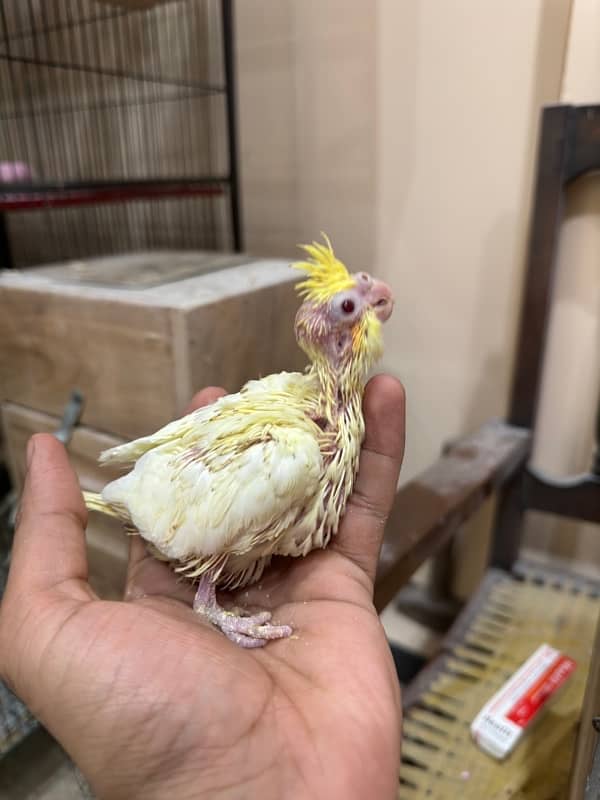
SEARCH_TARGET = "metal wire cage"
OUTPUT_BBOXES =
[0,0,241,267]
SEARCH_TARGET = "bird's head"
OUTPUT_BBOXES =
[293,235,394,383]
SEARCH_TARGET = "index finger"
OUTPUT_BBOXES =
[6,434,93,599]
[183,386,227,415]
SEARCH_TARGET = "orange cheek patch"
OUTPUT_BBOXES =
[351,325,364,353]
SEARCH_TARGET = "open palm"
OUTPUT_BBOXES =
[0,375,405,800]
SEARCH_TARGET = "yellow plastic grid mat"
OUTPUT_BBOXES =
[398,572,600,799]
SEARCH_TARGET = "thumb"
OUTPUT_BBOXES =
[7,434,92,598]
[332,374,405,583]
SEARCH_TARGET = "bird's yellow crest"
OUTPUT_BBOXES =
[293,234,355,304]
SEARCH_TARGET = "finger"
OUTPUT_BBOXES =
[126,386,226,601]
[183,386,227,415]
[7,434,93,599]
[332,374,405,582]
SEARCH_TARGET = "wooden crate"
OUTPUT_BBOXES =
[0,251,305,440]
[2,401,129,600]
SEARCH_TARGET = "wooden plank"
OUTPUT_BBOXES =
[508,105,570,428]
[1,402,129,599]
[0,253,300,440]
[568,105,600,181]
[523,467,600,525]
[568,617,600,799]
[1,402,125,493]
[185,280,306,394]
[0,285,177,439]
[374,421,531,612]
[26,251,251,288]
[510,105,600,430]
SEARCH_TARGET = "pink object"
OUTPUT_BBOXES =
[0,161,32,183]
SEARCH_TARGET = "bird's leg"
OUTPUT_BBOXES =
[193,574,292,648]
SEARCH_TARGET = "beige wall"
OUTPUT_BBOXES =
[524,0,600,566]
[560,0,600,103]
[236,0,376,265]
[237,0,572,484]
[374,0,571,480]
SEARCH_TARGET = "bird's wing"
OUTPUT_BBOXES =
[98,402,219,467]
[99,371,314,468]
[101,412,323,565]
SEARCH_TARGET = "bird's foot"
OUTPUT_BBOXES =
[193,577,292,648]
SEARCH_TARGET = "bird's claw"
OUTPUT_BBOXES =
[193,579,293,648]
[226,608,272,626]
[209,609,292,647]
[220,621,294,649]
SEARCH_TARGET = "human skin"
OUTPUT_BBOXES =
[0,374,405,800]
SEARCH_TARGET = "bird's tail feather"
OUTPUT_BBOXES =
[82,490,120,519]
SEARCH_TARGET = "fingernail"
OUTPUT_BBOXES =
[26,437,35,468]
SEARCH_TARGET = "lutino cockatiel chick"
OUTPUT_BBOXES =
[83,236,394,647]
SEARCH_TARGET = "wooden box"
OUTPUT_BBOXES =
[0,251,305,599]
[0,251,306,440]
[1,401,129,600]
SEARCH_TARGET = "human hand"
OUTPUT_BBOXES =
[0,375,405,800]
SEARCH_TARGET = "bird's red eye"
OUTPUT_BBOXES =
[341,298,355,314]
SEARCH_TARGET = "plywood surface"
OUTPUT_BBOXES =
[186,280,306,395]
[0,254,296,309]
[1,402,124,492]
[27,251,253,289]
[568,616,600,798]
[0,253,302,439]
[1,402,129,599]
[0,286,176,439]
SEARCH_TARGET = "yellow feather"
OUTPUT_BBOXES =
[292,232,355,303]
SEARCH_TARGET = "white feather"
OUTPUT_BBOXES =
[101,371,325,567]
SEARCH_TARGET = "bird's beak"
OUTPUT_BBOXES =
[366,279,394,322]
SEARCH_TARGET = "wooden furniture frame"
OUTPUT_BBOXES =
[373,103,600,795]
